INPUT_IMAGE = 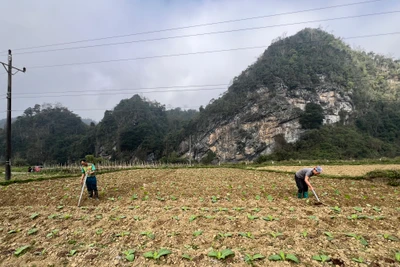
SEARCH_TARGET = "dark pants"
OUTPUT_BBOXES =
[294,175,308,193]
[86,176,98,197]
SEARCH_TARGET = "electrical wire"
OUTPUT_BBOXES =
[9,10,399,56]
[0,0,383,54]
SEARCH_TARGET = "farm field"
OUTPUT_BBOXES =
[256,164,400,177]
[0,168,399,266]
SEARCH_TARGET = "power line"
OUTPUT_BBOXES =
[26,31,400,69]
[12,87,228,99]
[9,75,398,100]
[13,83,229,95]
[0,0,383,54]
[9,10,399,56]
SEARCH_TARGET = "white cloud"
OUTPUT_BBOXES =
[0,0,399,121]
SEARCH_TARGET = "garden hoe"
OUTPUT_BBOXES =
[77,174,87,207]
[312,188,326,206]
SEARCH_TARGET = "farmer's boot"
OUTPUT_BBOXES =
[297,192,303,199]
[88,190,93,198]
[94,190,99,200]
[303,192,309,198]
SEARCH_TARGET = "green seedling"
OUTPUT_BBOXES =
[215,232,232,239]
[143,248,171,260]
[30,213,39,220]
[211,196,218,203]
[312,254,330,263]
[354,207,363,212]
[324,232,334,241]
[193,230,203,237]
[14,245,30,257]
[164,206,172,211]
[289,207,295,212]
[263,215,278,221]
[63,214,72,219]
[170,195,177,201]
[48,214,58,219]
[239,232,254,239]
[96,229,103,235]
[227,216,236,221]
[267,195,274,202]
[255,195,261,200]
[116,231,130,237]
[352,257,365,263]
[46,229,59,238]
[244,253,265,265]
[140,231,155,239]
[27,228,38,235]
[270,232,283,238]
[131,194,138,200]
[373,206,382,212]
[167,232,180,237]
[344,194,351,199]
[301,231,308,238]
[68,250,77,257]
[204,215,215,219]
[133,216,142,221]
[172,216,179,221]
[181,206,190,211]
[247,214,259,220]
[156,196,165,201]
[233,207,244,211]
[182,253,193,261]
[308,215,318,221]
[207,249,235,260]
[331,206,341,213]
[345,233,368,246]
[123,249,135,262]
[189,215,198,222]
[379,234,399,241]
[395,252,400,262]
[200,207,209,211]
[268,251,299,263]
[214,207,228,212]
[142,195,149,201]
[57,205,63,210]
[250,208,261,213]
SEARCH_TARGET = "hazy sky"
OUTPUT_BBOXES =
[0,0,399,122]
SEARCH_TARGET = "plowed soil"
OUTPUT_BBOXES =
[0,168,399,266]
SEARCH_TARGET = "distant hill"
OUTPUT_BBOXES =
[0,118,16,129]
[82,118,96,125]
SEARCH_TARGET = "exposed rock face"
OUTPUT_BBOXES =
[180,83,353,162]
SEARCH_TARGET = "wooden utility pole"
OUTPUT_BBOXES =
[189,135,192,166]
[0,50,26,180]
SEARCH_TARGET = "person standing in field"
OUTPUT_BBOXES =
[294,166,322,198]
[80,159,99,200]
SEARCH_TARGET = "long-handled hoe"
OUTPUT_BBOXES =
[77,174,87,207]
[312,188,327,206]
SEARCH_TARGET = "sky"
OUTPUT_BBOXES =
[0,0,399,122]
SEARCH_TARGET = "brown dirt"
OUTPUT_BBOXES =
[256,164,400,176]
[0,168,399,266]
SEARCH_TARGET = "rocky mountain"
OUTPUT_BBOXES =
[179,28,400,163]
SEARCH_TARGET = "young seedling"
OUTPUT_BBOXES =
[211,196,218,203]
[267,195,274,202]
[312,254,330,263]
[244,253,265,265]
[255,195,261,200]
[247,214,259,220]
[239,232,254,239]
[250,208,261,213]
[68,250,77,257]
[193,230,203,237]
[233,207,244,211]
[140,231,155,239]
[181,206,190,211]
[46,229,59,238]
[324,232,334,241]
[207,249,235,260]
[354,207,363,212]
[379,234,399,241]
[395,252,400,262]
[268,251,299,263]
[373,206,382,212]
[131,194,138,200]
[189,215,198,222]
[95,229,103,235]
[352,257,365,263]
[123,249,135,262]
[331,206,341,213]
[301,231,308,238]
[215,232,233,240]
[182,254,193,261]
[27,228,38,235]
[263,215,278,221]
[143,249,171,260]
[270,232,283,238]
[345,233,368,246]
[14,245,30,257]
[30,213,39,220]
[116,231,131,237]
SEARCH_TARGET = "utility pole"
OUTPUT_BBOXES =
[1,50,26,180]
[188,135,192,166]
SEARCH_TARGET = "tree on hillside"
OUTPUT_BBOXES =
[299,103,325,129]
